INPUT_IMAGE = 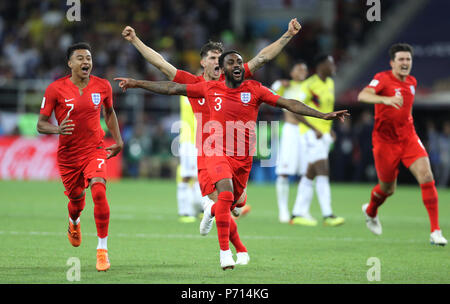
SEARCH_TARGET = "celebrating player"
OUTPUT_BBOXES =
[357,43,447,245]
[114,50,349,269]
[37,42,124,271]
[121,18,301,223]
[289,55,345,227]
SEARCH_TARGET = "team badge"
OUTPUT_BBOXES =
[240,92,251,104]
[91,93,101,105]
[410,85,415,95]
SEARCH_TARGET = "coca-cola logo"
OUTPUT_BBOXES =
[0,136,59,180]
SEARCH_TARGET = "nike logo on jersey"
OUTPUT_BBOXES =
[214,92,223,96]
[65,98,75,103]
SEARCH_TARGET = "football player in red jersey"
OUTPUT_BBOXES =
[37,42,124,271]
[114,50,349,269]
[357,43,447,246]
[121,19,302,222]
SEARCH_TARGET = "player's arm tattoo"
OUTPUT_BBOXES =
[136,80,187,96]
[277,97,325,119]
[247,34,293,73]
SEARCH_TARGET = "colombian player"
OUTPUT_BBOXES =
[271,62,312,223]
[121,20,301,226]
[289,55,345,227]
[357,43,447,245]
[176,95,203,222]
[114,50,349,269]
[37,43,124,271]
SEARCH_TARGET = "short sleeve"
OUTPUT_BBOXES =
[366,73,385,94]
[173,69,200,84]
[40,84,57,117]
[103,80,113,108]
[258,83,280,106]
[244,62,253,79]
[186,82,207,99]
[297,84,310,103]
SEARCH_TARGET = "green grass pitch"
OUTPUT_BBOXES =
[0,179,449,284]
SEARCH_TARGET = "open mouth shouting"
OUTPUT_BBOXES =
[213,65,220,78]
[232,67,243,80]
[81,65,91,76]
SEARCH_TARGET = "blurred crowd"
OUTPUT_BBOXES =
[1,0,448,185]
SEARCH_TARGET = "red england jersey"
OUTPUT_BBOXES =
[186,79,280,161]
[40,75,113,164]
[172,63,253,168]
[366,70,417,143]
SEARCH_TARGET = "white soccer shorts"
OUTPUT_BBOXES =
[304,129,333,164]
[275,122,307,176]
[179,142,198,178]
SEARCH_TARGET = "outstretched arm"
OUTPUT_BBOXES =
[122,26,178,80]
[114,77,187,96]
[357,87,403,109]
[247,18,301,74]
[276,97,349,122]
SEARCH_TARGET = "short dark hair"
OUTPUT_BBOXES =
[67,42,92,60]
[200,41,224,58]
[218,50,242,68]
[313,54,330,68]
[389,43,413,60]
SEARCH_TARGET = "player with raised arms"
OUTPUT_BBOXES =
[357,43,447,245]
[114,50,349,269]
[37,42,124,271]
[121,19,301,241]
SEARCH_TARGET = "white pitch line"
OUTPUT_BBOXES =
[0,230,428,244]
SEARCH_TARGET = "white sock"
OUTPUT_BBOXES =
[276,176,290,219]
[316,175,333,217]
[192,181,204,214]
[69,217,80,225]
[177,182,195,216]
[292,176,314,217]
[97,236,108,250]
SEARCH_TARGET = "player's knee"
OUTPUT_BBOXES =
[91,182,107,202]
[69,187,85,200]
[383,185,396,196]
[418,170,434,184]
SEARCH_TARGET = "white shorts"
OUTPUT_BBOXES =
[275,122,307,176]
[304,129,333,164]
[179,142,198,178]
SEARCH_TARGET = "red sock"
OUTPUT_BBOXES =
[420,181,440,232]
[215,191,234,251]
[91,182,110,238]
[211,203,216,217]
[229,217,247,253]
[366,184,390,217]
[68,194,86,221]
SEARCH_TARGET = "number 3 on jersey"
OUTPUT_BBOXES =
[214,97,222,111]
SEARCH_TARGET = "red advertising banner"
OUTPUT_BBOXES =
[0,136,122,180]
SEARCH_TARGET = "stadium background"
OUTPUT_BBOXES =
[0,0,449,187]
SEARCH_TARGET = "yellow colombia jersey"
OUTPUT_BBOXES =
[179,96,196,145]
[298,74,335,134]
[272,80,305,109]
